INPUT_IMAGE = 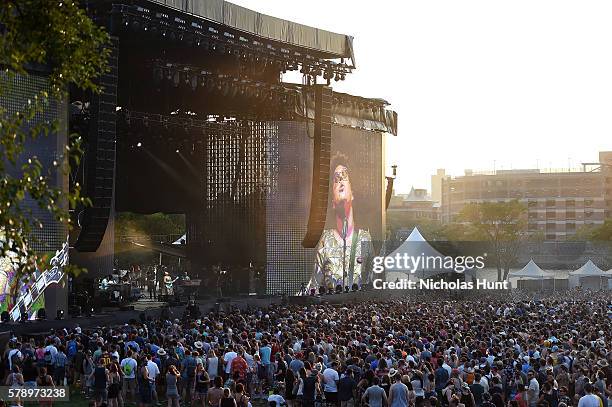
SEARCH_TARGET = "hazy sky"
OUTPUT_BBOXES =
[232,0,612,193]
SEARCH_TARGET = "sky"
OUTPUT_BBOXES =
[232,0,612,193]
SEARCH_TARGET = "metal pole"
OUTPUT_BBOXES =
[342,237,346,289]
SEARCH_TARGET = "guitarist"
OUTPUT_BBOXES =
[162,271,174,297]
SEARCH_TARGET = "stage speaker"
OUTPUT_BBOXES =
[302,85,333,248]
[74,39,118,252]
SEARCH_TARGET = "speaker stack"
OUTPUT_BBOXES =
[302,85,333,248]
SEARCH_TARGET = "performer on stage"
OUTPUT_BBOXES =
[309,152,374,291]
[147,267,157,300]
[162,271,173,297]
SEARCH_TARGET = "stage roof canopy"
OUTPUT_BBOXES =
[150,0,355,62]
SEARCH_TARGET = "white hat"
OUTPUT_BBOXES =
[157,348,167,356]
[194,341,203,349]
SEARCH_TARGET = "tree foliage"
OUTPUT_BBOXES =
[0,1,109,280]
[115,212,186,240]
[458,200,527,281]
[567,219,612,241]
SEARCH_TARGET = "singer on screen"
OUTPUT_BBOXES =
[309,152,374,291]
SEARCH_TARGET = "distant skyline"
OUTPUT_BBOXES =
[232,0,612,193]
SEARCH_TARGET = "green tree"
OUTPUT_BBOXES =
[115,212,185,241]
[590,219,612,241]
[458,200,527,282]
[1,1,109,282]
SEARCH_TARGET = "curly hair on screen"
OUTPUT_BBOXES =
[330,151,350,174]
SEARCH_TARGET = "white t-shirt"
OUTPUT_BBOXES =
[528,378,540,406]
[224,351,237,374]
[322,367,339,392]
[244,352,255,369]
[480,377,490,393]
[577,394,600,407]
[147,360,160,381]
[45,345,58,358]
[268,394,286,407]
[120,357,138,379]
[207,356,219,377]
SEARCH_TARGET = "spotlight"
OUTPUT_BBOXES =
[1,311,9,323]
[351,283,359,292]
[137,142,142,147]
[318,286,326,296]
[56,310,64,320]
[36,308,47,320]
[335,284,343,294]
[327,287,335,295]
[345,286,350,293]
[175,149,180,153]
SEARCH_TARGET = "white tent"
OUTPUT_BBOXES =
[172,234,187,245]
[509,259,554,279]
[509,259,555,290]
[385,227,450,282]
[568,260,611,289]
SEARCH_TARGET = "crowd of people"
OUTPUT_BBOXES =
[1,290,610,407]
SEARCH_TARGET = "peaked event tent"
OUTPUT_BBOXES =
[384,227,450,282]
[509,259,554,279]
[568,260,611,289]
[509,259,555,290]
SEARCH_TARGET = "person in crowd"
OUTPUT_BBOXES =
[165,364,181,407]
[207,376,225,407]
[220,387,237,407]
[388,370,409,407]
[90,357,108,407]
[37,367,55,407]
[194,361,211,407]
[363,376,388,407]
[268,387,286,407]
[138,355,153,407]
[107,362,121,407]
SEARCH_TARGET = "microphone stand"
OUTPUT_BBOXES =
[342,217,348,289]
